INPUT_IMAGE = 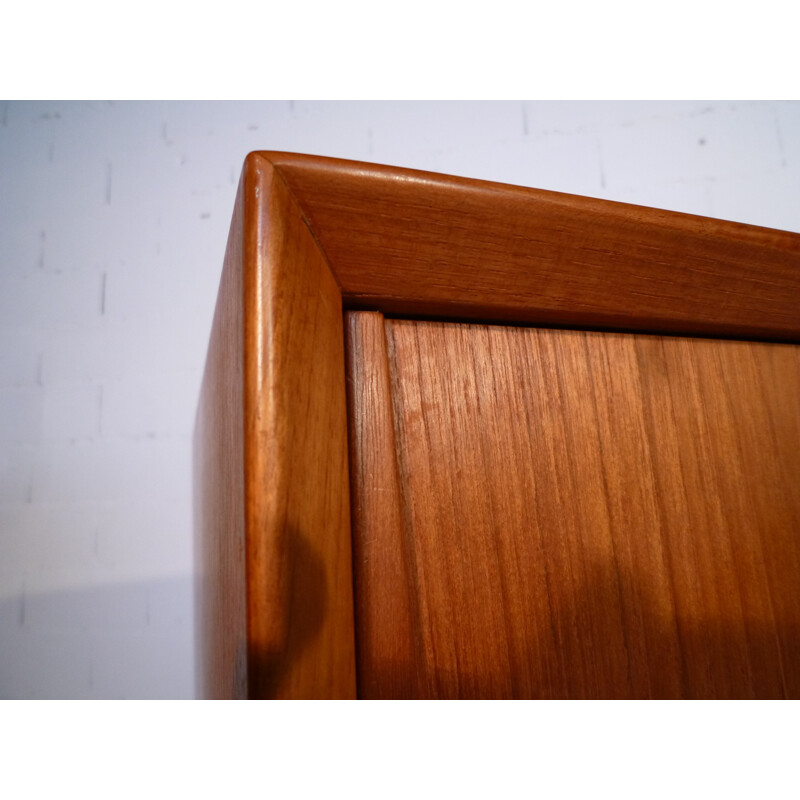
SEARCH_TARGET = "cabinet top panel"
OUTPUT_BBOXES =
[251,151,800,342]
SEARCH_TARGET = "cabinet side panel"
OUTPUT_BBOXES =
[194,173,248,699]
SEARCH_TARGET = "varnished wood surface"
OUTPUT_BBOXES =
[194,169,248,699]
[195,154,356,699]
[243,156,356,699]
[263,151,800,342]
[199,153,800,699]
[345,313,417,698]
[346,313,800,698]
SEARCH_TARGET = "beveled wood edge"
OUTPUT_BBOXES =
[247,151,800,343]
[239,154,356,697]
[241,154,283,682]
[263,150,796,244]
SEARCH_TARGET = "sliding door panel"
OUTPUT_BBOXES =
[346,312,800,698]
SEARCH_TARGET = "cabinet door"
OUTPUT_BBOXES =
[347,312,800,698]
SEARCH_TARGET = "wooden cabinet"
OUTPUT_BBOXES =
[194,152,800,699]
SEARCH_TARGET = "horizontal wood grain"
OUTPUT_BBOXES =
[261,151,800,342]
[346,313,800,698]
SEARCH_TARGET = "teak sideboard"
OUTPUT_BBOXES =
[194,151,800,699]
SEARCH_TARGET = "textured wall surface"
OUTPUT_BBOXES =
[1,100,798,698]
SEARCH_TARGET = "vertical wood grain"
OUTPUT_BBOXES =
[345,312,422,698]
[633,337,800,698]
[244,156,356,699]
[195,153,356,699]
[346,315,800,698]
[194,169,248,699]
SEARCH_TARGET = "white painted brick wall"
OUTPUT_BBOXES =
[0,386,44,443]
[42,383,101,440]
[1,100,798,698]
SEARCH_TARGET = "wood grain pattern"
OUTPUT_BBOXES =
[345,312,418,698]
[244,155,356,699]
[199,153,800,699]
[346,313,800,698]
[263,152,800,342]
[194,167,248,700]
[195,153,356,699]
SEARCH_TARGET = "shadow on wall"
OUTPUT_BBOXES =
[0,575,194,699]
